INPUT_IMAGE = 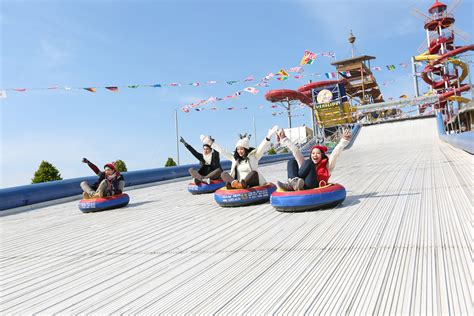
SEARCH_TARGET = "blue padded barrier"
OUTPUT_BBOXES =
[436,112,474,154]
[0,125,360,211]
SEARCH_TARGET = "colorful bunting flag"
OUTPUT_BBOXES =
[226,80,239,85]
[153,84,162,88]
[276,69,289,77]
[189,82,200,86]
[300,50,317,65]
[128,85,139,88]
[319,51,336,59]
[288,66,303,73]
[386,65,396,70]
[325,72,337,79]
[0,90,7,98]
[244,75,254,82]
[14,88,27,92]
[206,80,218,84]
[106,87,119,92]
[399,63,408,68]
[84,88,96,93]
[372,66,382,71]
[277,77,288,81]
[244,87,259,95]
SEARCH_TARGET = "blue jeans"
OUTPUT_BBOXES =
[287,158,318,189]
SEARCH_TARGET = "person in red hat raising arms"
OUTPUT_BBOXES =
[80,158,125,199]
[277,128,352,191]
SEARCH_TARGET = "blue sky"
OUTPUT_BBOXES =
[1,0,473,188]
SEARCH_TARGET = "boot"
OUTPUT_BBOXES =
[277,180,293,191]
[289,177,304,191]
[82,192,91,199]
[231,180,244,189]
[92,191,103,199]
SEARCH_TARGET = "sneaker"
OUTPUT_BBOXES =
[277,180,293,191]
[189,169,203,181]
[203,178,211,185]
[193,178,202,185]
[289,177,304,191]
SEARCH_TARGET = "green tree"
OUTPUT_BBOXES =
[267,148,277,155]
[165,157,177,167]
[114,159,127,172]
[281,148,289,153]
[32,161,62,184]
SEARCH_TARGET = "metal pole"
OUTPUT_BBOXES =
[411,56,420,98]
[174,109,180,165]
[287,102,292,129]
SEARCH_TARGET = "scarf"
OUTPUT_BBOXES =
[106,171,121,192]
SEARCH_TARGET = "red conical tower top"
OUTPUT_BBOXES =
[428,0,447,14]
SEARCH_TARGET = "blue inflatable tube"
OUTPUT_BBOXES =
[187,180,225,194]
[271,183,346,212]
[79,194,130,213]
[214,183,277,207]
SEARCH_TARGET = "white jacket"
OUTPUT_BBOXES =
[211,137,271,186]
[280,137,350,176]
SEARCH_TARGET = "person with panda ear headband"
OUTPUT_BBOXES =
[201,125,279,189]
[276,128,352,191]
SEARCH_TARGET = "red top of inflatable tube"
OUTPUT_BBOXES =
[264,89,312,105]
[297,80,346,93]
[272,183,344,196]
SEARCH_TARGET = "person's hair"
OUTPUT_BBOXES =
[233,147,254,162]
[203,144,211,150]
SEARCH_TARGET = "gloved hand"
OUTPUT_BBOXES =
[82,158,89,164]
[266,125,279,139]
[277,128,286,140]
[179,137,186,144]
[200,134,214,146]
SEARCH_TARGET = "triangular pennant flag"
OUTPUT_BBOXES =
[153,84,162,88]
[386,65,396,70]
[277,69,289,77]
[277,76,288,81]
[106,87,119,92]
[128,85,139,88]
[84,88,97,93]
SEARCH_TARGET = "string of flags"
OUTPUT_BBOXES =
[0,48,415,100]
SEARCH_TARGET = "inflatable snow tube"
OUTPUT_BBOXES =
[271,183,346,212]
[79,193,130,213]
[214,183,277,207]
[187,180,225,194]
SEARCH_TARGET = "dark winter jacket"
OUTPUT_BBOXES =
[184,143,221,175]
[86,161,125,194]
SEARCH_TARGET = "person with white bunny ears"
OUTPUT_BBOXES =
[201,125,279,189]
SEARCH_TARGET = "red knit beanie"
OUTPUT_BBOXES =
[104,163,116,171]
[311,145,328,153]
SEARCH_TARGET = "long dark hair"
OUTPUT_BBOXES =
[233,147,255,162]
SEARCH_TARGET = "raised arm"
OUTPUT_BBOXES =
[180,137,203,161]
[278,130,305,167]
[327,129,351,173]
[255,125,278,160]
[201,135,234,161]
[82,158,101,175]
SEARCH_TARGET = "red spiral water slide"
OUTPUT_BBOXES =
[264,89,313,105]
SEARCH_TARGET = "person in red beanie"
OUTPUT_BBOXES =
[277,128,352,191]
[80,158,125,199]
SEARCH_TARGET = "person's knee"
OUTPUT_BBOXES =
[80,181,88,186]
[287,158,297,167]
